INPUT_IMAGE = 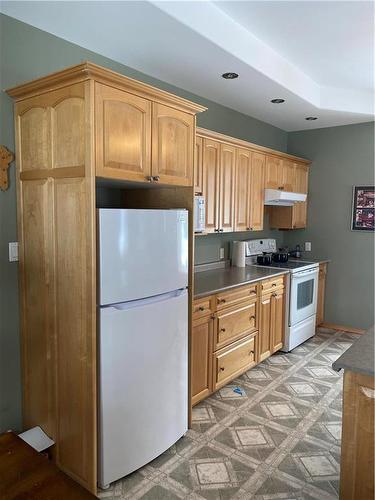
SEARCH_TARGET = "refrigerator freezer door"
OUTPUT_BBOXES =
[98,209,188,306]
[98,289,188,488]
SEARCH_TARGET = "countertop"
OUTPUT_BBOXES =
[194,266,288,298]
[332,325,374,377]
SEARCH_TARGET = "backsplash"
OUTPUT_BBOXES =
[194,214,285,265]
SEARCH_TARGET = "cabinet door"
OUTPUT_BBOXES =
[202,139,220,233]
[194,136,203,194]
[265,156,283,189]
[219,143,236,232]
[249,152,265,230]
[282,160,295,191]
[259,293,272,361]
[191,315,213,405]
[234,148,251,232]
[152,103,194,186]
[95,83,151,181]
[292,202,307,229]
[295,164,309,193]
[271,289,284,353]
[316,263,327,326]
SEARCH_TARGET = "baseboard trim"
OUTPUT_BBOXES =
[319,322,366,335]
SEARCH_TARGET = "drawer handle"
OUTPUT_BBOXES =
[218,298,226,304]
[272,283,277,287]
[249,315,256,321]
[272,293,277,297]
[249,350,254,355]
[250,290,256,295]
[220,367,225,372]
[199,306,205,311]
[220,328,226,332]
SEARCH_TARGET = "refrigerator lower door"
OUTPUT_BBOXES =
[98,289,188,488]
[98,209,188,306]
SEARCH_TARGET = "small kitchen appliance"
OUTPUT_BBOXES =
[98,209,188,489]
[194,195,205,233]
[243,239,319,351]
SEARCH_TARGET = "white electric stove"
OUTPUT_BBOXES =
[241,239,319,351]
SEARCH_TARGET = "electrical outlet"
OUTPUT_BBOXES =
[305,242,312,252]
[9,242,19,262]
[219,247,225,260]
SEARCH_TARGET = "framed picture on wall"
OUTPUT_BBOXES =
[351,186,375,231]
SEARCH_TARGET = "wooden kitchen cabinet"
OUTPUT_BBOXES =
[219,143,236,232]
[282,160,296,191]
[259,284,285,361]
[95,83,152,182]
[202,138,220,233]
[316,262,328,325]
[265,156,283,189]
[194,135,203,194]
[249,152,266,230]
[214,300,257,350]
[191,314,214,405]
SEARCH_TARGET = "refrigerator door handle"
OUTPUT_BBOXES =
[105,288,187,311]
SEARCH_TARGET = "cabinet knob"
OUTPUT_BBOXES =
[250,290,256,295]
[219,229,224,232]
[220,367,225,372]
[249,315,256,321]
[249,350,254,355]
[272,293,277,297]
[152,176,160,182]
[199,306,205,311]
[278,186,284,190]
[272,283,277,287]
[220,328,226,332]
[211,314,216,320]
[218,298,226,304]
[214,228,219,232]
[146,176,153,182]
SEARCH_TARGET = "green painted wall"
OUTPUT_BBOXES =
[0,14,287,432]
[285,122,375,330]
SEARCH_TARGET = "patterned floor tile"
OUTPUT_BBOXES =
[99,329,357,499]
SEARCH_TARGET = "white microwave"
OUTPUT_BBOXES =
[194,195,205,233]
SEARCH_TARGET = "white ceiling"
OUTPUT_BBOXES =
[1,0,374,131]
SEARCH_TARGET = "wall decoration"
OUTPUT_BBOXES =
[0,145,14,191]
[351,186,375,231]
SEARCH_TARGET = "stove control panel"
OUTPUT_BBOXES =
[245,238,277,256]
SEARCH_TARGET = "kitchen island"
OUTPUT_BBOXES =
[333,326,374,500]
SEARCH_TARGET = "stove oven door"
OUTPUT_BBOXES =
[289,268,319,326]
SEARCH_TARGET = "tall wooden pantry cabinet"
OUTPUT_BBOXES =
[7,62,206,494]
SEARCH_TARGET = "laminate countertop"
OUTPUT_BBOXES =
[194,266,288,299]
[332,325,374,377]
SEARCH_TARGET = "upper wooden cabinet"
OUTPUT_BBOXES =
[152,103,194,186]
[249,153,265,231]
[194,136,203,194]
[282,160,296,191]
[265,156,283,189]
[95,83,151,181]
[202,139,220,233]
[219,143,236,232]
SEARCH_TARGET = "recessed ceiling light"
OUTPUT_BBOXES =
[305,116,318,121]
[271,98,285,104]
[222,72,239,79]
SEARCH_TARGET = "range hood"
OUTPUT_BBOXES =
[264,189,307,206]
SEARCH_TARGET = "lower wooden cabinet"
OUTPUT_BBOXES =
[191,314,214,406]
[259,287,285,362]
[340,370,374,500]
[214,334,257,391]
[215,300,257,350]
[317,262,327,325]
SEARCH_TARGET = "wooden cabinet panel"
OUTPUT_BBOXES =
[216,284,258,310]
[215,301,257,350]
[202,139,220,233]
[214,335,257,390]
[52,97,85,170]
[265,156,283,189]
[193,295,214,320]
[317,263,327,326]
[219,143,235,232]
[259,293,272,361]
[249,152,265,231]
[54,178,96,490]
[295,164,308,193]
[152,103,194,185]
[194,136,203,194]
[271,289,284,352]
[18,107,49,172]
[261,276,284,294]
[95,83,151,181]
[340,371,375,500]
[20,179,54,436]
[234,148,251,232]
[282,160,295,191]
[292,202,307,229]
[191,315,214,405]
[269,202,307,230]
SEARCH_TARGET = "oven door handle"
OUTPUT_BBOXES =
[291,268,319,278]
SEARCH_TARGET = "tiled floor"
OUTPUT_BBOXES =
[99,328,357,500]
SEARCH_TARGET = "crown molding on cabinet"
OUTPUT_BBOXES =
[196,127,311,165]
[6,61,207,115]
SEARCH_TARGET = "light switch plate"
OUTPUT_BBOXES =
[305,242,312,252]
[9,242,19,262]
[219,247,225,260]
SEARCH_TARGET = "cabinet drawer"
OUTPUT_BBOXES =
[216,284,258,310]
[261,276,284,294]
[193,296,214,319]
[215,301,257,350]
[214,335,257,389]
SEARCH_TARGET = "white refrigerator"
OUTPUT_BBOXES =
[98,209,188,489]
